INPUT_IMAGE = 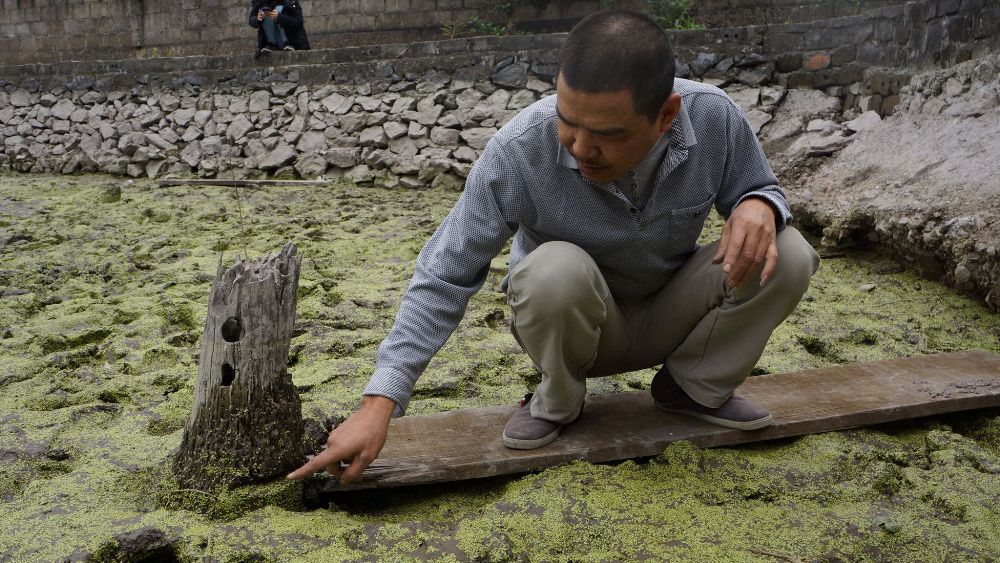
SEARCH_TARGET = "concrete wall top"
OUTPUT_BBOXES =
[0,0,950,66]
[0,0,642,65]
[1,0,995,91]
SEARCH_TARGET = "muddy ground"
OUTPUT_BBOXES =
[0,174,998,562]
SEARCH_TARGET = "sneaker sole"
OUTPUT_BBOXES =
[655,402,773,431]
[502,427,560,450]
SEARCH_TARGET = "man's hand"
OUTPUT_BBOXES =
[257,9,265,21]
[266,9,279,20]
[712,198,778,288]
[286,395,395,485]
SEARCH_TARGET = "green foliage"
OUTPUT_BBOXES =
[445,0,571,38]
[646,0,706,30]
[466,16,508,36]
[487,0,516,17]
[465,0,517,36]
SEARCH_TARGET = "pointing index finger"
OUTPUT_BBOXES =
[286,447,345,480]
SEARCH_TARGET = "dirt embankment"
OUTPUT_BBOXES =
[766,53,1000,310]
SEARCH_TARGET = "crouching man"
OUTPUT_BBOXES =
[289,9,820,484]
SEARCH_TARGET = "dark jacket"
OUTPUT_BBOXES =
[248,0,310,51]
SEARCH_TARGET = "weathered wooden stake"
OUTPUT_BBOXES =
[173,242,305,491]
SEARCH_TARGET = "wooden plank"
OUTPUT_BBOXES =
[319,350,1000,492]
[155,178,330,188]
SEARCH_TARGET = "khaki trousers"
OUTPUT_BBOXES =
[506,227,821,424]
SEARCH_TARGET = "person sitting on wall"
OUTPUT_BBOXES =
[249,0,311,59]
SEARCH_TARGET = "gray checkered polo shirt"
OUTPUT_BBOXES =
[364,78,791,415]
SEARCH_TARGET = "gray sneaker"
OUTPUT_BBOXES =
[651,367,773,430]
[502,394,563,450]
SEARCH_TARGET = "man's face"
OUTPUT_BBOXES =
[556,74,679,184]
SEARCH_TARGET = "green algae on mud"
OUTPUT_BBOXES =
[0,174,998,561]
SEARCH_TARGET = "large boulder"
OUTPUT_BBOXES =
[294,152,328,178]
[295,130,326,153]
[359,126,389,148]
[460,127,498,150]
[180,141,203,167]
[117,132,146,156]
[51,99,77,120]
[383,121,408,140]
[326,147,361,168]
[249,90,271,113]
[9,89,33,107]
[322,93,355,115]
[144,133,177,152]
[492,62,529,89]
[690,52,720,77]
[258,144,296,170]
[430,127,461,146]
[390,96,416,114]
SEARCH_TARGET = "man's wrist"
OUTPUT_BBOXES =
[360,395,397,421]
[740,196,780,226]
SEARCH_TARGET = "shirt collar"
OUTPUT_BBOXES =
[556,97,698,171]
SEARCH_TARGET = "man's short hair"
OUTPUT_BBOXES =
[559,9,675,122]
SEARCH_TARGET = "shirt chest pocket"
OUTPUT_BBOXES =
[664,196,715,250]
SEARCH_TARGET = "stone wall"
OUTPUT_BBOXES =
[0,0,638,66]
[3,0,996,88]
[0,0,996,185]
[672,0,999,115]
[4,0,984,66]
[691,0,901,27]
[0,63,559,187]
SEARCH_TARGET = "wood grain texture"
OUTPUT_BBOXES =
[320,350,1000,492]
[174,243,305,490]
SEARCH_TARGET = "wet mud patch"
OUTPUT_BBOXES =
[0,174,997,561]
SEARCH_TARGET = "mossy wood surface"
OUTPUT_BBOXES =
[173,243,305,491]
[323,350,1000,491]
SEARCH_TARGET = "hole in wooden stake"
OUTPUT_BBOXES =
[221,316,243,342]
[221,363,235,386]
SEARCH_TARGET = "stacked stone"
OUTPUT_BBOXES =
[900,55,1000,118]
[0,64,555,189]
[675,51,776,90]
[0,47,914,185]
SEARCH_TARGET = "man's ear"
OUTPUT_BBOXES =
[657,93,682,135]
